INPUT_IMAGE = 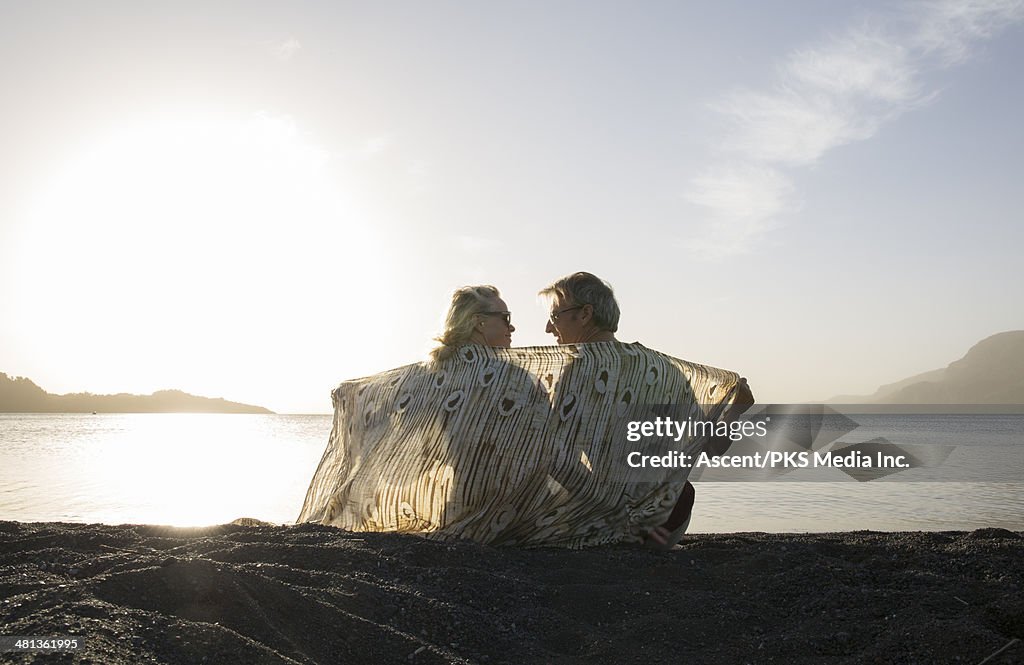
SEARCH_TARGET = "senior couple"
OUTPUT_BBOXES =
[429,271,707,548]
[430,271,618,363]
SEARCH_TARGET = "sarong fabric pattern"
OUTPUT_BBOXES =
[298,342,746,548]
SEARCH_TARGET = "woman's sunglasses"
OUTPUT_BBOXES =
[478,311,512,326]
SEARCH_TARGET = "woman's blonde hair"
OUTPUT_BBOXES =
[430,285,501,364]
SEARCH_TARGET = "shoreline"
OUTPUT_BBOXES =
[1,522,1021,664]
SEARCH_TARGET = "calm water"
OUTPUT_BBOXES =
[0,414,328,527]
[0,413,1021,532]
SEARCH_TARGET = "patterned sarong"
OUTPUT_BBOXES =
[298,342,747,548]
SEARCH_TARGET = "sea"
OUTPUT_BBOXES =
[0,413,1021,533]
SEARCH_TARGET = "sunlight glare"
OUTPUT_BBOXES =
[11,110,388,404]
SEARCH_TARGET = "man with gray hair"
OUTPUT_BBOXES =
[539,271,620,345]
[540,271,755,547]
[540,271,704,547]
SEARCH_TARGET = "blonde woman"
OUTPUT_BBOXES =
[430,285,516,363]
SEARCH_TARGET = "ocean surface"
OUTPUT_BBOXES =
[0,413,1021,533]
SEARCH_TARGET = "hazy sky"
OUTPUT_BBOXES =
[2,1,1022,413]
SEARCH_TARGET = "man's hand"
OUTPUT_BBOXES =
[723,377,754,420]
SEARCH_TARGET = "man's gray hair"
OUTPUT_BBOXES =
[539,272,619,332]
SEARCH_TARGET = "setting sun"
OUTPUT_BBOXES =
[10,109,392,411]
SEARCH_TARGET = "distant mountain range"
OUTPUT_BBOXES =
[6,332,1021,413]
[0,373,273,414]
[828,330,1024,404]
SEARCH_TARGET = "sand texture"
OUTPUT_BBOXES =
[1,521,1021,664]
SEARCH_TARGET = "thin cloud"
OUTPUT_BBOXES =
[682,166,795,260]
[686,166,794,222]
[787,28,921,104]
[684,0,1023,259]
[914,0,1024,64]
[715,27,931,168]
[714,89,878,167]
[271,37,302,61]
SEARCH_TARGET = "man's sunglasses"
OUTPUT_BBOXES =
[479,311,512,326]
[549,305,583,324]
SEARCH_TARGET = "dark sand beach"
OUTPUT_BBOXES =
[1,521,1021,664]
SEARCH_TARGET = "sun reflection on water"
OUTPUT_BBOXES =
[70,414,328,526]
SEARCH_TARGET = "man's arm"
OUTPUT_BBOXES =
[704,378,754,457]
